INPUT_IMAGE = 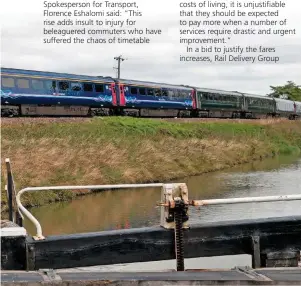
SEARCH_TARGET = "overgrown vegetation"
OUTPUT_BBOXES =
[1,117,301,211]
[268,81,301,102]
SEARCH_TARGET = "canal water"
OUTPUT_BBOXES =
[24,155,301,271]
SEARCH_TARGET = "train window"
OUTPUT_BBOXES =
[183,91,189,98]
[155,89,161,96]
[16,78,29,89]
[168,90,175,97]
[147,89,154,96]
[139,88,146,95]
[83,83,93,92]
[70,82,82,91]
[95,84,104,93]
[179,91,185,98]
[44,80,56,91]
[1,77,15,87]
[59,81,69,90]
[131,87,137,95]
[32,79,44,90]
[162,90,168,97]
[214,94,220,101]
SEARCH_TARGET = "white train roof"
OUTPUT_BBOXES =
[195,87,242,96]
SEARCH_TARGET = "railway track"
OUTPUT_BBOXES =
[1,116,291,127]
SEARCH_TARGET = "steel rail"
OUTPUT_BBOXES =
[191,195,301,206]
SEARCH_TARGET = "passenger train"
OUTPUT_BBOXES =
[1,68,301,119]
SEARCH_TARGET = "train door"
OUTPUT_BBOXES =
[118,83,126,106]
[191,88,197,109]
[110,83,117,106]
[242,94,248,111]
[196,90,202,109]
[293,101,297,114]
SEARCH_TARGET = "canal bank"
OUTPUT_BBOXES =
[1,117,301,210]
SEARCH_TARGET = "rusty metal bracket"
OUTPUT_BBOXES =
[32,235,46,241]
[159,183,189,229]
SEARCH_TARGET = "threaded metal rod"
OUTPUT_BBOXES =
[174,200,185,271]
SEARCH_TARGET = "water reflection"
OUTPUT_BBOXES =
[25,188,160,236]
[181,156,301,223]
[25,155,301,236]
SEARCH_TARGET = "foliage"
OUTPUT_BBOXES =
[268,81,301,102]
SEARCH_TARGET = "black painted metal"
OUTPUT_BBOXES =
[24,215,301,271]
[16,213,23,227]
[1,236,27,270]
[265,251,300,267]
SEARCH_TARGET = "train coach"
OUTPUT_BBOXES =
[114,78,196,117]
[274,97,299,119]
[194,87,243,118]
[242,93,275,119]
[1,68,117,116]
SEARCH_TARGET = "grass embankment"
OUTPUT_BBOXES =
[1,117,301,211]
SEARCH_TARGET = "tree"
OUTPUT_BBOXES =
[268,81,301,102]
